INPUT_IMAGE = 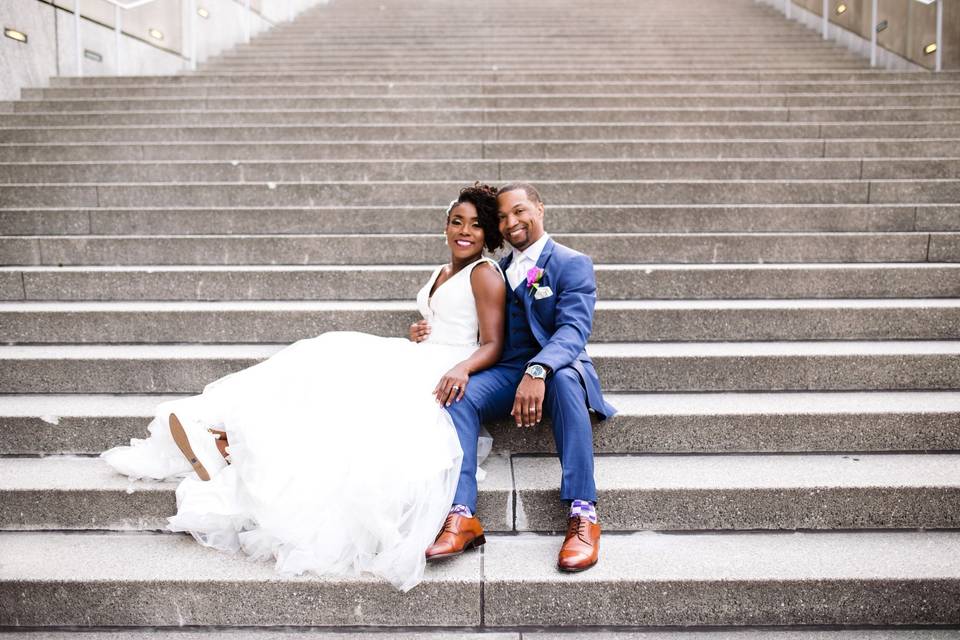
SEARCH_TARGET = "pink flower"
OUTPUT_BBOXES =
[526,266,544,288]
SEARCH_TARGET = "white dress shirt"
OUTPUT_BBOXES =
[506,233,551,291]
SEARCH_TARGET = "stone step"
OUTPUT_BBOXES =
[1,232,951,266]
[23,81,960,100]
[2,299,959,343]
[2,341,957,394]
[3,107,955,127]
[45,71,960,86]
[3,179,959,208]
[4,391,958,456]
[5,204,956,236]
[7,158,960,183]
[4,263,957,301]
[6,122,960,141]
[0,633,957,640]
[214,46,857,55]
[199,62,871,72]
[200,61,867,72]
[2,531,959,626]
[12,95,960,113]
[8,139,960,162]
[4,453,959,532]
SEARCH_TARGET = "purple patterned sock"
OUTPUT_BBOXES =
[569,499,597,523]
[449,504,473,518]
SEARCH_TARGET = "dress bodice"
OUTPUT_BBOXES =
[416,257,503,347]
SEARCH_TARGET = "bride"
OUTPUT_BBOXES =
[101,183,507,592]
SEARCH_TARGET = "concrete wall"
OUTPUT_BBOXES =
[761,0,958,71]
[0,0,327,101]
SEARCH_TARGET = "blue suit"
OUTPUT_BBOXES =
[446,237,617,512]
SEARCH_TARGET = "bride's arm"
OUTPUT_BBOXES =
[433,262,506,406]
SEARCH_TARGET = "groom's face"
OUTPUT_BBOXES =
[497,188,545,252]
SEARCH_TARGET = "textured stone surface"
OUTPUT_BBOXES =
[512,454,960,531]
[0,634,518,640]
[588,341,960,392]
[3,179,895,209]
[4,391,960,456]
[929,233,960,261]
[0,453,513,532]
[0,204,919,236]
[0,532,481,626]
[4,341,960,394]
[482,532,960,626]
[916,205,960,230]
[4,299,960,343]
[10,264,960,301]
[2,232,931,266]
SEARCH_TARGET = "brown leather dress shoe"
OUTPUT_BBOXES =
[425,513,486,561]
[557,515,601,572]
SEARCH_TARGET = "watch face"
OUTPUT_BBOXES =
[528,365,546,378]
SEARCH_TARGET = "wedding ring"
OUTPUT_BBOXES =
[452,385,460,390]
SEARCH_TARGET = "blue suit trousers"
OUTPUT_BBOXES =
[446,360,597,513]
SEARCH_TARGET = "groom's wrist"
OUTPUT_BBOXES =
[525,363,551,380]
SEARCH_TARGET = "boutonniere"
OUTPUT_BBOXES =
[526,266,553,300]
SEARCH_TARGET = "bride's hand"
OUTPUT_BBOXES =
[409,319,431,342]
[434,364,469,407]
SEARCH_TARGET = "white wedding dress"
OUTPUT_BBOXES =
[102,256,501,592]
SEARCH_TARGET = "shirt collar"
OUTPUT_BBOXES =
[511,232,551,266]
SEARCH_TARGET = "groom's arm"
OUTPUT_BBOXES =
[528,253,596,373]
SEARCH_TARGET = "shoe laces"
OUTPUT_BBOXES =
[438,513,459,537]
[566,516,590,544]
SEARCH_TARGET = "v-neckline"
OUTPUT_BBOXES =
[427,261,471,305]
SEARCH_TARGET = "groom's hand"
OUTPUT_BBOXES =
[512,376,545,428]
[409,319,431,343]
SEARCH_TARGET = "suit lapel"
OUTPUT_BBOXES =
[522,238,555,329]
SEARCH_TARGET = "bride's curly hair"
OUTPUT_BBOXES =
[446,182,503,252]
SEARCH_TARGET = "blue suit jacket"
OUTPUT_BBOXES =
[499,238,617,419]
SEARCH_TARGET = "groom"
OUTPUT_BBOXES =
[426,182,617,572]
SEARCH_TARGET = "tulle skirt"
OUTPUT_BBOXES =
[102,331,482,591]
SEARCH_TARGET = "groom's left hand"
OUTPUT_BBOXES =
[513,377,545,428]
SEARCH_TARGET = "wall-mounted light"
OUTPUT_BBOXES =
[924,42,938,55]
[836,3,847,15]
[914,0,935,5]
[4,27,27,43]
[197,8,210,18]
[84,49,102,62]
[148,28,164,41]
[876,20,888,33]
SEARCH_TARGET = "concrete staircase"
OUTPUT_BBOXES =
[1,0,960,634]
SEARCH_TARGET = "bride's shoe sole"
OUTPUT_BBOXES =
[169,413,211,481]
[425,535,486,562]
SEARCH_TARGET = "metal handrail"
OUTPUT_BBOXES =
[73,0,286,77]
[778,0,943,72]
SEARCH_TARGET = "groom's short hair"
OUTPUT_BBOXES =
[497,182,542,205]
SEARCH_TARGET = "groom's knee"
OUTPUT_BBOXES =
[547,367,587,400]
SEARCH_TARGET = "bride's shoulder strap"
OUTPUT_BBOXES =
[470,256,505,281]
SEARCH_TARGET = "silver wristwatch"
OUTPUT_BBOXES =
[525,364,548,380]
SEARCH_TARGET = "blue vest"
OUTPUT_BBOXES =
[501,284,539,363]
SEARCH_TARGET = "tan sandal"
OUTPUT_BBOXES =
[169,413,229,481]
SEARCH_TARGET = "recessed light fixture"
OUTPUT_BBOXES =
[924,42,938,55]
[876,20,888,32]
[836,3,847,14]
[148,28,164,41]
[84,49,102,62]
[914,0,935,5]
[197,8,210,18]
[4,27,27,43]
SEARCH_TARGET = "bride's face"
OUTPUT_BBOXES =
[445,201,486,261]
